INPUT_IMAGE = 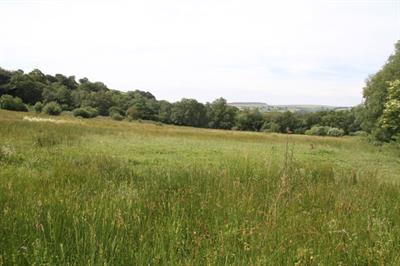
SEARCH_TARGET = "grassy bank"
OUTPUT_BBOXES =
[1,109,400,265]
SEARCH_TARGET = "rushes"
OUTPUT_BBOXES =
[270,135,295,226]
[1,109,400,264]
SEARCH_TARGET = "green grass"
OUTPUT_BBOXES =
[1,109,400,265]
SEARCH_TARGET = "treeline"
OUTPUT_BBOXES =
[360,41,400,142]
[0,66,365,136]
[4,37,400,141]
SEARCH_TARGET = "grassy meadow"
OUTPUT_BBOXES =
[1,109,400,265]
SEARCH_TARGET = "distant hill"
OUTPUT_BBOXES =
[228,102,270,111]
[228,102,351,113]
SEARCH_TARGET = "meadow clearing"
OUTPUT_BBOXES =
[1,109,400,265]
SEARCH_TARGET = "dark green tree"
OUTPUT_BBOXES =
[157,100,173,123]
[42,83,73,109]
[235,108,264,131]
[171,98,208,127]
[0,67,12,95]
[206,98,238,129]
[274,111,303,133]
[55,74,78,90]
[6,72,44,104]
[362,41,400,133]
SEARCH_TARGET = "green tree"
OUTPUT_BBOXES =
[206,98,237,129]
[127,96,158,120]
[126,106,140,120]
[380,80,400,139]
[362,41,400,132]
[274,111,303,133]
[87,91,113,116]
[42,83,73,109]
[54,74,78,90]
[157,100,173,123]
[0,67,12,95]
[171,98,208,127]
[320,110,359,134]
[261,121,280,132]
[6,72,44,104]
[78,80,108,92]
[28,69,48,84]
[108,106,125,116]
[235,108,264,131]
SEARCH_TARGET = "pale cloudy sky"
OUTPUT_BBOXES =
[1,0,399,106]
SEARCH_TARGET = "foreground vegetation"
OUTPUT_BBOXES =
[1,109,400,264]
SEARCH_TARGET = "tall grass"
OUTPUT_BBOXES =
[1,110,400,265]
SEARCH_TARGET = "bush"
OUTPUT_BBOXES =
[43,101,62,116]
[109,106,125,116]
[261,122,280,133]
[394,134,400,144]
[350,130,368,137]
[61,104,73,111]
[371,127,391,142]
[126,106,139,120]
[0,95,28,112]
[294,127,307,134]
[72,107,99,118]
[111,113,124,121]
[72,108,90,118]
[109,106,125,121]
[327,127,345,137]
[33,102,43,113]
[305,126,330,136]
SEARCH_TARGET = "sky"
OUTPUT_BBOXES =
[1,0,399,106]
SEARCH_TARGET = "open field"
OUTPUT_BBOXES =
[1,109,400,265]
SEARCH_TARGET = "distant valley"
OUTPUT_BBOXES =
[228,102,352,112]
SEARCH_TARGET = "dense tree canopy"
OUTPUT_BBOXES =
[361,41,400,140]
[380,80,400,139]
[206,98,237,129]
[235,108,264,131]
[171,98,208,127]
[0,65,367,137]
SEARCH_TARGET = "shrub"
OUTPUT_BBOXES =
[43,101,62,116]
[126,106,139,120]
[0,94,28,112]
[294,127,307,134]
[261,122,280,133]
[350,130,368,137]
[109,106,125,121]
[305,126,330,136]
[327,127,345,137]
[61,104,73,111]
[371,127,391,142]
[109,106,125,116]
[111,113,124,121]
[394,134,400,144]
[33,102,43,113]
[72,107,99,118]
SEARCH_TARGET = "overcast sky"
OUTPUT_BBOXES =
[1,0,399,106]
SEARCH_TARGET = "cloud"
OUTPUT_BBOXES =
[0,0,399,105]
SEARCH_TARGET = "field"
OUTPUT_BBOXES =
[1,109,400,265]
